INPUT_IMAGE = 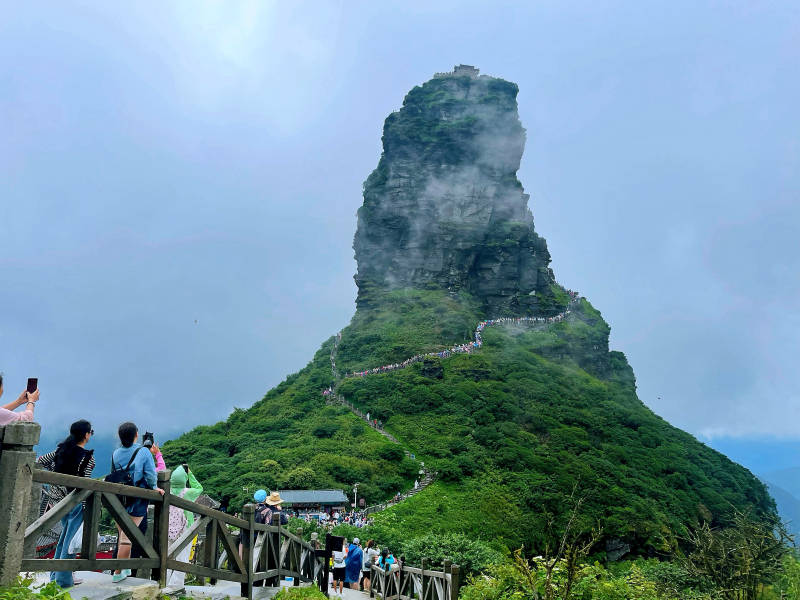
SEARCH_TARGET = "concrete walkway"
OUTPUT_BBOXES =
[31,571,161,600]
[29,570,371,600]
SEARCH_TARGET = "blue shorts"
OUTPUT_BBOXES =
[126,497,149,517]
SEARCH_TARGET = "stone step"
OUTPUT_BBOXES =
[30,572,159,600]
[184,580,310,599]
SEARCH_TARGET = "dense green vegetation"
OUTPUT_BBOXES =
[272,588,327,600]
[335,293,774,554]
[379,76,520,168]
[162,337,418,509]
[165,286,774,559]
[0,577,72,600]
[337,289,483,372]
[459,538,800,600]
[459,555,800,600]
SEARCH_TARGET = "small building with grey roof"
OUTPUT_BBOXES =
[277,489,349,511]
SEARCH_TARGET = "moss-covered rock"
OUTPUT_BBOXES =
[354,73,558,316]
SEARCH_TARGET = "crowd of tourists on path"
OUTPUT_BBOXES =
[307,509,372,529]
[342,298,579,379]
[330,537,393,597]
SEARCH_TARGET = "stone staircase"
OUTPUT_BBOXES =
[327,331,436,515]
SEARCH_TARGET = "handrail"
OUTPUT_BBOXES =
[33,469,162,501]
[1,422,461,600]
[368,559,460,600]
[6,445,327,599]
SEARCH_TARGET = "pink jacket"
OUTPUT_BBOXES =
[154,451,166,471]
[0,405,34,426]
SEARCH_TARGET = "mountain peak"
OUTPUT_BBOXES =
[353,71,558,315]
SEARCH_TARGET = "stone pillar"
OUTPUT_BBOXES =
[0,422,41,584]
[27,464,44,529]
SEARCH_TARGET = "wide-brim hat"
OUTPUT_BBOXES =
[266,491,283,506]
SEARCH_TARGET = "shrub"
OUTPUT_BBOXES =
[312,423,337,438]
[399,533,503,575]
[272,587,327,600]
[0,577,73,600]
[377,444,405,462]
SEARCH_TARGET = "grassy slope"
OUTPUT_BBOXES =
[165,288,774,555]
[162,337,418,509]
[336,292,774,553]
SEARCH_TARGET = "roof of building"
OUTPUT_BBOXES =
[196,494,221,509]
[277,489,349,505]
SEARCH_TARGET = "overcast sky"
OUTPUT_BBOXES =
[1,1,798,473]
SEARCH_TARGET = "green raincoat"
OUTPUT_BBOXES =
[169,465,203,526]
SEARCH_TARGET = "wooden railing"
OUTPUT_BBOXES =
[1,422,461,600]
[0,422,326,598]
[369,558,460,600]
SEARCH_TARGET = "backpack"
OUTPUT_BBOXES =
[254,503,272,525]
[104,447,141,507]
[168,489,188,542]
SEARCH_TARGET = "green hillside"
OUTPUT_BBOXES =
[164,288,774,555]
[163,68,776,560]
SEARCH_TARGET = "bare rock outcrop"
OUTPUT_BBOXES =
[353,68,559,315]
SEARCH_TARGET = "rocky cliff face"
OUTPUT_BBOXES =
[353,71,559,316]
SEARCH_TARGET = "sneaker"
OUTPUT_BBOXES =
[112,569,130,583]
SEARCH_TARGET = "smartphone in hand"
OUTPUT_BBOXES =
[27,378,38,394]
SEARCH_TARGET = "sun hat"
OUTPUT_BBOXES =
[253,489,267,503]
[266,491,283,506]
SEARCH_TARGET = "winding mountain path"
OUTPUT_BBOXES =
[343,298,579,378]
[323,297,580,514]
[327,333,436,513]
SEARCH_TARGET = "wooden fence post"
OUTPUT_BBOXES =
[450,563,460,600]
[152,469,171,588]
[204,514,218,585]
[369,566,375,598]
[27,464,43,531]
[294,528,303,585]
[398,555,406,599]
[240,504,255,599]
[421,557,429,600]
[272,512,282,585]
[443,559,452,600]
[133,504,155,580]
[0,422,40,585]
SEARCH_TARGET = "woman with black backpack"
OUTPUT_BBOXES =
[36,419,94,589]
[109,422,164,583]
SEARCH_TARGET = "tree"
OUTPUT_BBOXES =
[536,481,602,600]
[680,507,792,600]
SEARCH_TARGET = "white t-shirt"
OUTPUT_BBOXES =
[333,550,346,568]
[363,548,379,571]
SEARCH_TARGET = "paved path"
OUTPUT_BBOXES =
[30,571,369,600]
